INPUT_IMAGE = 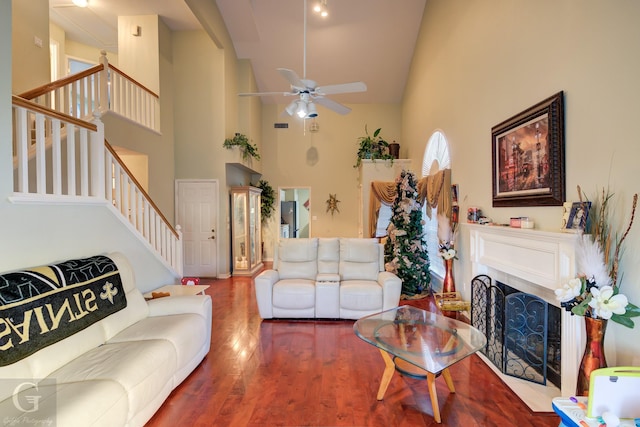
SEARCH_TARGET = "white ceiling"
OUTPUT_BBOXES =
[49,0,426,106]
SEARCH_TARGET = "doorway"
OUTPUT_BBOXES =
[175,180,219,277]
[279,187,311,238]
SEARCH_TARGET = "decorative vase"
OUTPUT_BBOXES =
[389,142,400,159]
[576,316,608,396]
[442,258,456,293]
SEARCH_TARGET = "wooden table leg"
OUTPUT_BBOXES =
[441,367,455,393]
[376,349,396,400]
[426,372,442,423]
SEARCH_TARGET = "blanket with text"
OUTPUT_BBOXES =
[0,255,127,366]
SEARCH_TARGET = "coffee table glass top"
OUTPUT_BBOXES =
[354,305,487,374]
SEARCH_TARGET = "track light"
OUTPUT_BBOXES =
[313,0,328,18]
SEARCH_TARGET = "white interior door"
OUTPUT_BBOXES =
[176,180,219,277]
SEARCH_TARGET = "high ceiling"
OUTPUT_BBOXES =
[49,0,426,106]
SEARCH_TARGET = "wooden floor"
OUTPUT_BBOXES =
[145,274,561,427]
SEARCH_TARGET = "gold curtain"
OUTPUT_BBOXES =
[368,169,452,238]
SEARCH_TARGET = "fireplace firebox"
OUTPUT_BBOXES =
[471,274,561,388]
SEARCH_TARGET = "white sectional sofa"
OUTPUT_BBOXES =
[0,252,212,427]
[255,237,402,319]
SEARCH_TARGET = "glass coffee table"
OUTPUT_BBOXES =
[354,305,487,423]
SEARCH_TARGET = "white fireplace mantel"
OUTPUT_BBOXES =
[466,224,584,412]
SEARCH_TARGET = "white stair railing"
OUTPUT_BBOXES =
[11,95,181,274]
[18,51,160,134]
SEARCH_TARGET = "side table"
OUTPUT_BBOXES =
[143,284,209,299]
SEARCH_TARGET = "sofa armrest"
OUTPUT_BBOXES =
[254,269,280,319]
[147,295,212,319]
[378,271,403,311]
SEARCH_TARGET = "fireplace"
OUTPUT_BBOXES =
[467,224,583,412]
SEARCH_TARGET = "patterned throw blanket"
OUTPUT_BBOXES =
[0,255,127,366]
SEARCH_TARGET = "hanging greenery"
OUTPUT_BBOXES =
[256,179,275,224]
[223,133,261,161]
[384,170,431,296]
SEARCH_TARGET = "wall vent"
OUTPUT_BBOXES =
[274,123,288,129]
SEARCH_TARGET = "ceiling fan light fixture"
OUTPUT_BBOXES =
[285,100,298,116]
[296,101,308,118]
[306,102,318,118]
[72,0,89,7]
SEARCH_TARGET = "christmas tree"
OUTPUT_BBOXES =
[384,170,431,296]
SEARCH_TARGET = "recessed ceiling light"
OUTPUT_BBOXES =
[72,0,89,7]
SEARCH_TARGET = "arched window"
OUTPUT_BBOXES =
[422,130,451,278]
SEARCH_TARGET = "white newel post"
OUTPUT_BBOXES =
[175,225,184,277]
[99,51,110,115]
[90,111,105,199]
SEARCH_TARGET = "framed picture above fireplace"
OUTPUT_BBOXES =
[491,91,565,207]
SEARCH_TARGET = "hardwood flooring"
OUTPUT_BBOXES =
[145,274,561,427]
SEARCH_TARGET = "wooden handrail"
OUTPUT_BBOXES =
[108,64,159,98]
[12,95,98,132]
[105,141,178,238]
[18,64,104,100]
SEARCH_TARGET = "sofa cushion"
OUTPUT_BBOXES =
[100,252,150,341]
[49,338,176,423]
[273,279,315,309]
[339,238,380,281]
[317,238,340,274]
[0,377,129,427]
[108,312,207,383]
[340,281,383,311]
[277,238,319,280]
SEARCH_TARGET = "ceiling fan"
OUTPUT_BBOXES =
[238,0,367,118]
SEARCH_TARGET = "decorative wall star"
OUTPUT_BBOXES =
[326,194,340,216]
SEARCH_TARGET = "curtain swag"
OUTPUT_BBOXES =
[368,169,452,238]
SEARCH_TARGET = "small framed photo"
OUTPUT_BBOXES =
[562,201,591,232]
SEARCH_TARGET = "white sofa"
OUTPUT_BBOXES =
[0,252,211,427]
[255,238,402,319]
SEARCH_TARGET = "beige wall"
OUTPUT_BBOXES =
[403,0,640,364]
[259,102,402,259]
[118,15,160,94]
[11,0,49,93]
[65,39,118,68]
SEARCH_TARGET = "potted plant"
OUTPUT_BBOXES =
[223,133,261,161]
[353,125,395,168]
[256,179,275,224]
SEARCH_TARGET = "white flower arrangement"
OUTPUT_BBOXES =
[555,188,640,328]
[437,212,458,261]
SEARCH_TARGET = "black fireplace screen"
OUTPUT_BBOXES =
[471,275,561,388]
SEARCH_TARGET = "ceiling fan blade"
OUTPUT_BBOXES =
[314,96,352,115]
[315,82,367,95]
[238,91,296,97]
[277,68,306,89]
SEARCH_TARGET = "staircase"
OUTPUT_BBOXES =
[11,53,182,276]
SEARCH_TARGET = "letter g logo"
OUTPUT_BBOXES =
[12,381,41,413]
